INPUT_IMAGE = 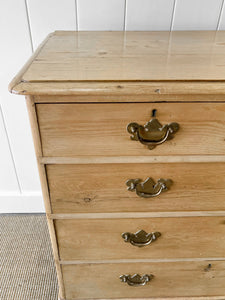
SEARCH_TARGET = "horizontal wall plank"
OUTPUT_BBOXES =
[126,0,175,30]
[77,0,125,30]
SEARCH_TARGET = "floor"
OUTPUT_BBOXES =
[0,214,58,300]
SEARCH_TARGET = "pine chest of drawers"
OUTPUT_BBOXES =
[10,31,225,299]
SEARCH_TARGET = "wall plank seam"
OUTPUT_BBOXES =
[24,0,34,52]
[170,0,177,31]
[75,0,78,30]
[123,0,127,31]
[217,0,225,30]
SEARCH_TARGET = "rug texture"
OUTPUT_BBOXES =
[0,214,58,299]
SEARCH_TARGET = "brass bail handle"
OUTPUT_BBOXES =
[127,109,179,150]
[122,230,161,247]
[120,274,154,286]
[126,177,173,198]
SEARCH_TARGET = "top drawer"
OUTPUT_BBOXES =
[37,103,225,157]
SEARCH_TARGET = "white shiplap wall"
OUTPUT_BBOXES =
[1,0,225,213]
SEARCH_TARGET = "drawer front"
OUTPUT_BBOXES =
[62,261,225,299]
[37,103,225,157]
[55,217,225,261]
[48,163,225,213]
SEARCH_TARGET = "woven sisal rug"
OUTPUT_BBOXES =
[0,214,58,299]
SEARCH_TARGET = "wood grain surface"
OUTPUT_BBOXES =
[47,162,225,213]
[62,260,225,299]
[55,217,225,260]
[26,96,66,299]
[12,83,225,100]
[14,31,225,300]
[37,103,225,156]
[11,31,225,83]
[41,155,225,164]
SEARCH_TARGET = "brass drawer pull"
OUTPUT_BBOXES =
[126,177,172,198]
[120,274,154,286]
[127,113,179,150]
[122,230,161,247]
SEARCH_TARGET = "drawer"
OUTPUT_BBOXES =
[62,261,225,299]
[48,162,225,213]
[55,217,225,261]
[37,103,225,157]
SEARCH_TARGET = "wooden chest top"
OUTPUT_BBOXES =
[9,31,225,97]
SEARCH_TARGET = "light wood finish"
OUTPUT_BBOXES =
[47,163,225,215]
[47,163,225,213]
[37,103,225,156]
[8,31,225,89]
[59,298,225,300]
[10,31,225,299]
[8,33,54,94]
[50,212,225,220]
[55,217,225,261]
[25,96,65,299]
[61,261,225,299]
[59,257,225,264]
[25,97,48,210]
[47,218,65,299]
[10,82,225,100]
[40,155,225,164]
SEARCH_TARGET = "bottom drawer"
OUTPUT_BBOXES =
[62,261,225,299]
